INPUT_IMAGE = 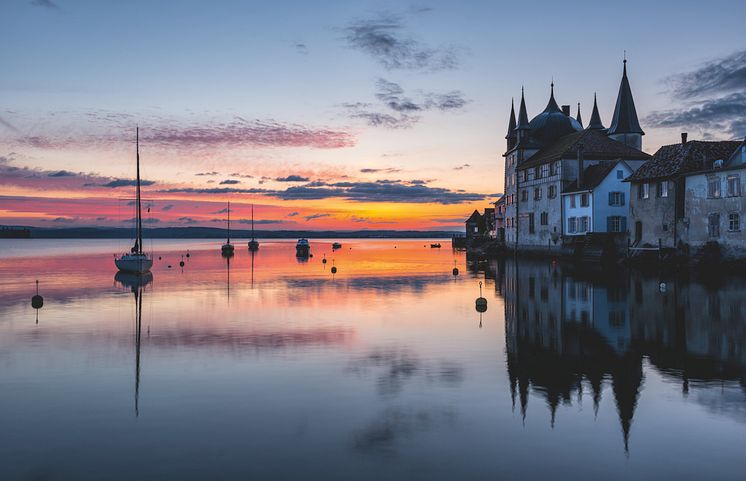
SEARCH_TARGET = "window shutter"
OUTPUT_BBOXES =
[621,217,627,232]
[607,217,612,232]
[620,192,625,206]
[608,192,613,205]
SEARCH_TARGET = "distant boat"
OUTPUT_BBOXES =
[221,201,235,256]
[248,204,259,251]
[430,243,442,248]
[115,128,153,275]
[332,242,342,250]
[296,238,310,257]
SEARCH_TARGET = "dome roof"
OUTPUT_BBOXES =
[528,86,583,145]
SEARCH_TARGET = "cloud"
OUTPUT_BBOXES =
[162,204,175,211]
[213,207,229,214]
[230,172,254,178]
[360,167,401,174]
[52,216,76,223]
[304,213,331,221]
[48,170,76,177]
[0,116,19,132]
[375,78,422,112]
[668,50,746,99]
[178,217,198,224]
[103,178,156,188]
[646,91,746,138]
[276,175,310,182]
[219,179,240,185]
[646,50,746,138]
[235,219,283,225]
[278,180,485,204]
[346,107,419,129]
[295,42,309,55]
[30,0,58,8]
[159,187,270,194]
[408,179,428,185]
[287,212,299,217]
[453,163,470,170]
[343,14,459,71]
[195,171,219,176]
[122,217,160,224]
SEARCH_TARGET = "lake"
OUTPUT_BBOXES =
[1,239,745,480]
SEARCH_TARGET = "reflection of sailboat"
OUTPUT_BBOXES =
[115,128,153,274]
[115,271,152,417]
[225,253,232,301]
[250,249,255,287]
[248,204,259,251]
[221,201,235,256]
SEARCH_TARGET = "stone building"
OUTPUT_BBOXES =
[502,61,650,252]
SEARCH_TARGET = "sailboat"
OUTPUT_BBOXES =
[248,204,259,251]
[115,128,153,274]
[221,201,235,256]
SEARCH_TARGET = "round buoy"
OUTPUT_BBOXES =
[475,281,487,312]
[179,260,185,267]
[453,267,459,276]
[167,265,172,268]
[186,251,190,258]
[322,254,327,264]
[31,280,44,309]
[158,256,162,260]
[331,266,337,274]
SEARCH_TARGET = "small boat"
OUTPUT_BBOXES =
[430,243,442,248]
[296,238,310,257]
[248,204,259,251]
[332,242,342,250]
[221,201,235,256]
[115,128,153,275]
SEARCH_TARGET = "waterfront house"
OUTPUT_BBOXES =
[494,196,506,242]
[561,160,637,239]
[502,60,650,252]
[625,135,742,256]
[465,210,486,239]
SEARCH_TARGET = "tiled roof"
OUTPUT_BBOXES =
[516,129,650,171]
[626,140,741,182]
[563,161,617,193]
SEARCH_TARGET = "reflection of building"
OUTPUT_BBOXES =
[501,258,746,451]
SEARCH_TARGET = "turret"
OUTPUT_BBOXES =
[506,99,517,151]
[587,93,606,131]
[516,87,531,146]
[576,103,583,128]
[608,58,644,150]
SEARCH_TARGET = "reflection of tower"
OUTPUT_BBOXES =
[611,353,643,454]
[115,271,153,417]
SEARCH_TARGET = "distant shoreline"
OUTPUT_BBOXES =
[0,226,459,239]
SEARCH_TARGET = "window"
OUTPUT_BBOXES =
[541,164,550,178]
[534,166,541,179]
[528,213,535,234]
[727,175,740,197]
[608,191,625,206]
[656,181,668,198]
[708,213,720,238]
[534,187,542,200]
[570,195,576,208]
[607,216,626,232]
[729,212,740,232]
[708,177,721,198]
[540,212,548,225]
[579,216,589,233]
[548,185,557,198]
[662,223,668,232]
[521,190,528,202]
[639,183,649,199]
[568,217,577,233]
[550,161,561,176]
[580,193,589,207]
[616,170,624,179]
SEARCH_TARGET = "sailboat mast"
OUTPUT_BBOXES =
[227,201,231,243]
[136,127,143,253]
[251,204,254,238]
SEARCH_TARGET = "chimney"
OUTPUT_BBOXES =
[562,105,571,116]
[577,143,585,187]
[681,132,688,144]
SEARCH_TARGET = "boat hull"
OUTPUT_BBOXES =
[248,240,259,251]
[296,247,310,257]
[115,255,153,274]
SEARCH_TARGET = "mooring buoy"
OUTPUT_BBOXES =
[475,281,487,312]
[31,280,43,309]
[452,260,459,276]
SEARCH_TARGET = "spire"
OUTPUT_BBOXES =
[576,102,583,128]
[517,87,529,128]
[543,81,561,113]
[608,58,644,136]
[506,99,517,139]
[587,93,606,131]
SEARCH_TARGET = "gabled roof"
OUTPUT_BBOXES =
[626,140,742,182]
[466,210,483,223]
[563,161,620,193]
[607,60,644,136]
[516,129,650,171]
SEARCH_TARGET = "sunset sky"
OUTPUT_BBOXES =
[2,0,744,230]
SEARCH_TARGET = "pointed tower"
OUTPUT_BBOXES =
[608,58,645,150]
[587,93,606,131]
[576,102,583,128]
[506,99,517,151]
[516,87,531,146]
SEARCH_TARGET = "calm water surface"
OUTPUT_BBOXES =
[1,239,745,480]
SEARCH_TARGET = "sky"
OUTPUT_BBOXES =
[1,0,744,231]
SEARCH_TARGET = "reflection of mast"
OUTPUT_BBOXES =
[226,254,231,302]
[250,249,255,288]
[134,284,143,417]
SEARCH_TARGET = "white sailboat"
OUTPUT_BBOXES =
[115,128,153,274]
[248,204,259,251]
[221,201,235,256]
